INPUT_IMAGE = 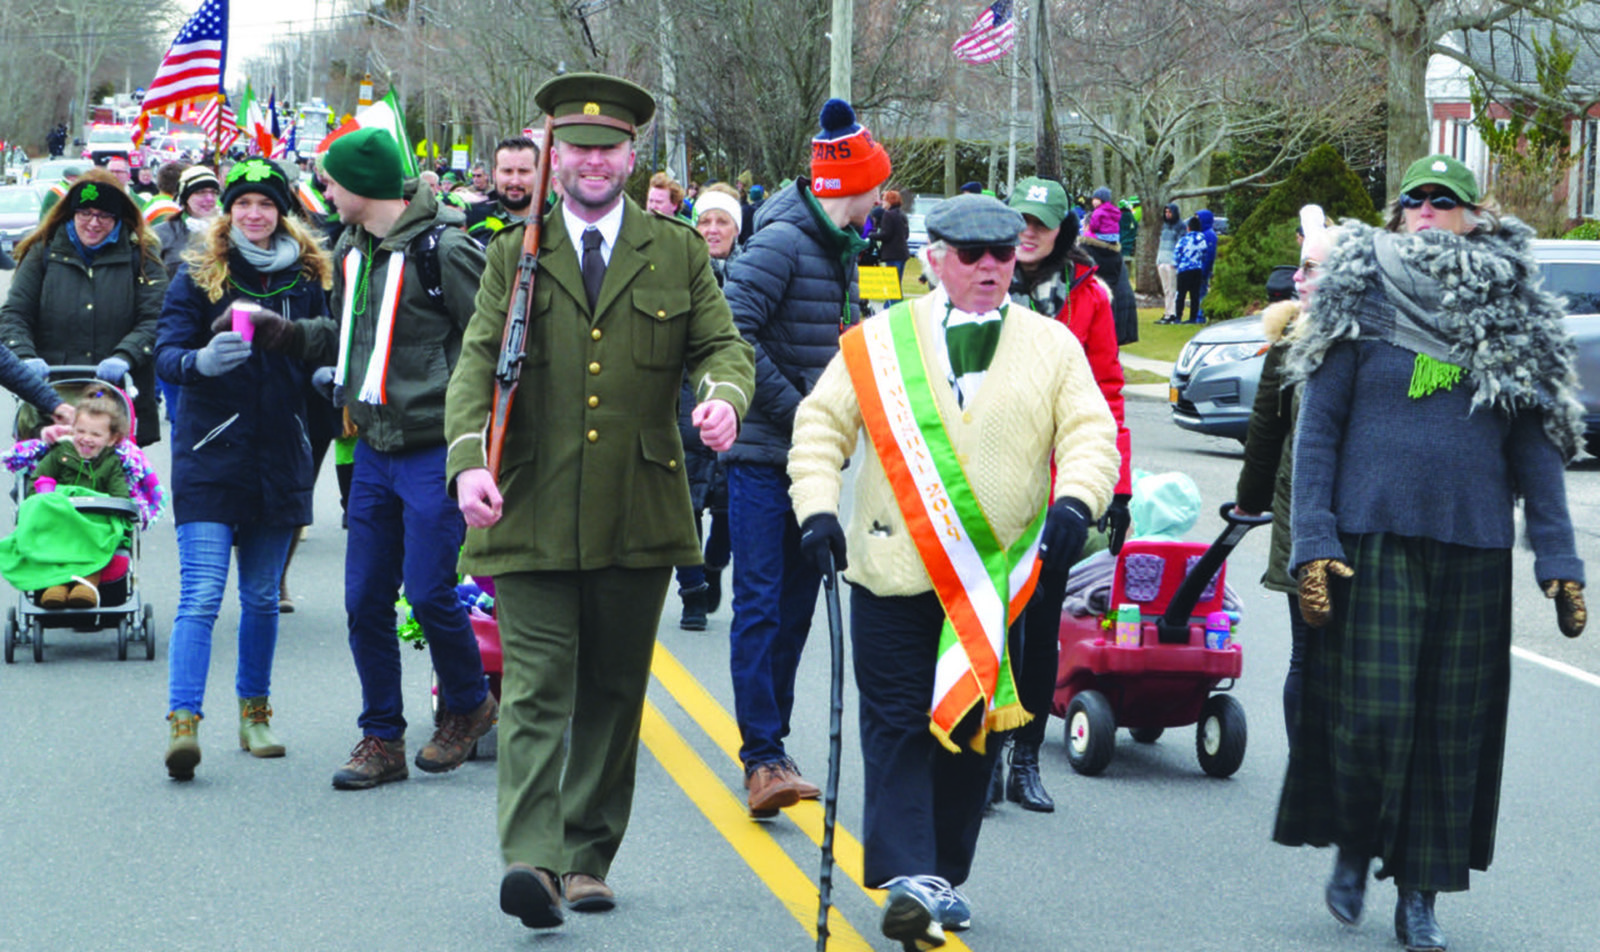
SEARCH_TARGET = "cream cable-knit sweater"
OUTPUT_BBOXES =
[788,294,1120,598]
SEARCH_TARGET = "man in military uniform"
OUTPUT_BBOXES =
[465,135,541,245]
[445,72,754,930]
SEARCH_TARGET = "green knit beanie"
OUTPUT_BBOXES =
[320,128,404,200]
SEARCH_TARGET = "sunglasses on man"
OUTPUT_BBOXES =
[951,244,1017,265]
[1399,190,1464,211]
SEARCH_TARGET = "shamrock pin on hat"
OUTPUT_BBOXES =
[221,157,293,214]
[1398,154,1480,205]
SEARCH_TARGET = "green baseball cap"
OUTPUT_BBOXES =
[1008,176,1069,231]
[534,72,656,147]
[1398,154,1480,205]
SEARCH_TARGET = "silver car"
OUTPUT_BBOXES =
[1169,239,1600,449]
[0,185,41,260]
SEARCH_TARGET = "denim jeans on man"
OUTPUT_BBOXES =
[168,522,296,716]
[728,462,820,768]
[345,441,486,739]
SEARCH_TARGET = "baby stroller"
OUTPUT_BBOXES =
[1053,502,1270,778]
[2,368,162,663]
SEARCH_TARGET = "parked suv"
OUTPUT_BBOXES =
[1169,238,1600,449]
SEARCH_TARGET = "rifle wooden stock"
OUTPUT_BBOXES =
[486,116,555,480]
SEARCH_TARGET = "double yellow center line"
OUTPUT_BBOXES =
[641,642,974,952]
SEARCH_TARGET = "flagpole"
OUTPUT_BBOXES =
[1007,34,1019,196]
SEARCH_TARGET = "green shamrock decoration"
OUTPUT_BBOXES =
[80,184,99,201]
[226,160,276,185]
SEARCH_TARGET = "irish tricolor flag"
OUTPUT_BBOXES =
[317,90,417,177]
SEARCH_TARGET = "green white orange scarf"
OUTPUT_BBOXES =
[336,246,405,405]
[840,301,1042,754]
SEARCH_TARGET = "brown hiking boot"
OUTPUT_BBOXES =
[779,757,821,800]
[415,694,498,773]
[563,873,615,913]
[746,761,802,818]
[331,735,408,790]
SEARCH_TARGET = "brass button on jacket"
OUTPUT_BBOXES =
[586,429,599,443]
[588,361,601,375]
[591,328,603,340]
[588,395,600,408]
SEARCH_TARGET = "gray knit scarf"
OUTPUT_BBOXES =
[1284,217,1586,460]
[230,226,300,275]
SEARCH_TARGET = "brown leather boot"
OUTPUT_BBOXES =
[38,585,69,609]
[66,571,102,609]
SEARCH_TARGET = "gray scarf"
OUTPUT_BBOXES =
[230,226,300,274]
[1284,217,1586,460]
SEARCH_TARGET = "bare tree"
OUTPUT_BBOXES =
[1053,0,1381,290]
[1294,0,1600,194]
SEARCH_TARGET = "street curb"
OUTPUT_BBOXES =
[1122,352,1173,401]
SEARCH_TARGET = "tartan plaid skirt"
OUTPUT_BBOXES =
[1272,533,1512,892]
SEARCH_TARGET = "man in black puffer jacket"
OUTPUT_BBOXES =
[722,98,891,818]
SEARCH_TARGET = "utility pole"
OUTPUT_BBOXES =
[829,0,851,101]
[307,0,317,104]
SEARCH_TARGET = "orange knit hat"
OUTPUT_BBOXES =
[810,99,892,198]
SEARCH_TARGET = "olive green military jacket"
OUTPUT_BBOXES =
[445,196,754,573]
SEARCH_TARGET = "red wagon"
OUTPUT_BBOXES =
[1052,505,1271,778]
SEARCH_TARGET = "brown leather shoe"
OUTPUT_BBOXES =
[780,759,821,800]
[746,762,801,818]
[415,693,498,773]
[501,863,563,928]
[563,872,615,913]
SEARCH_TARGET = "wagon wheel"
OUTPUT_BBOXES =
[1196,694,1247,778]
[1063,690,1116,776]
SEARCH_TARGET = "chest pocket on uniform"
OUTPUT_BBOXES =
[631,288,690,369]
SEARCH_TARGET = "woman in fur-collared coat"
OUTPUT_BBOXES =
[1273,155,1587,952]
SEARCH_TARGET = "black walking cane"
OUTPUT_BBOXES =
[815,551,845,951]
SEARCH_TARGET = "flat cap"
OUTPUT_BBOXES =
[535,72,656,147]
[927,193,1026,247]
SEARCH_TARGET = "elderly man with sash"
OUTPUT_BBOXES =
[788,193,1119,950]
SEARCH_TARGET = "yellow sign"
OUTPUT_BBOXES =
[857,265,903,301]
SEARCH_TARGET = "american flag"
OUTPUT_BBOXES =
[951,0,1017,64]
[199,95,239,149]
[142,0,228,114]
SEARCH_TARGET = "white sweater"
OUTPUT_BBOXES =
[788,294,1120,597]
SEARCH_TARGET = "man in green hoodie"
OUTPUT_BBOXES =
[315,127,496,792]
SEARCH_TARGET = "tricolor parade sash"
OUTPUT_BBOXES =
[840,302,1044,754]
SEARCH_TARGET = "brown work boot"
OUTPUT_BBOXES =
[501,863,564,929]
[563,872,616,913]
[415,693,498,773]
[331,735,408,790]
[779,757,821,800]
[746,761,802,818]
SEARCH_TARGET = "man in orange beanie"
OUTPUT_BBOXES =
[719,98,891,818]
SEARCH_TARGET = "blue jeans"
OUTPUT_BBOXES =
[727,462,820,767]
[345,441,486,740]
[167,521,296,716]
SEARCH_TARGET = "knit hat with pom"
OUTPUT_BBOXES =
[809,99,892,198]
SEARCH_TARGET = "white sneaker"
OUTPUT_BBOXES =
[882,875,947,950]
[913,874,972,930]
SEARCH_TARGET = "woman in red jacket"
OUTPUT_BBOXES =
[992,176,1133,812]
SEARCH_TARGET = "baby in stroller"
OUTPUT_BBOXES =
[0,385,163,610]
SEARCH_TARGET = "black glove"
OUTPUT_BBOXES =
[1103,492,1132,555]
[1039,497,1092,572]
[799,513,847,577]
[210,308,301,354]
[1543,579,1586,638]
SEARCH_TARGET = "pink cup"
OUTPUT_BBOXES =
[231,301,256,341]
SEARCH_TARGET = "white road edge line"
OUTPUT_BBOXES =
[1512,645,1600,688]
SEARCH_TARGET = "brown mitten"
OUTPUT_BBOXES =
[1542,579,1586,638]
[1298,558,1353,628]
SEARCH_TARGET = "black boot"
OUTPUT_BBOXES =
[1325,846,1370,925]
[703,568,723,615]
[1394,889,1445,952]
[679,584,709,631]
[984,741,1007,812]
[1005,739,1055,812]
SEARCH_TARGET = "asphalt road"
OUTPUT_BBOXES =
[0,261,1595,952]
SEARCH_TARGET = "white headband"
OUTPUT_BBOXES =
[693,191,742,236]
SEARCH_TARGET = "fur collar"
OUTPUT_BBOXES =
[1284,217,1585,460]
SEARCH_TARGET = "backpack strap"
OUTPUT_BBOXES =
[409,223,452,303]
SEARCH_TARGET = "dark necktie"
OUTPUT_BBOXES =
[581,227,605,313]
